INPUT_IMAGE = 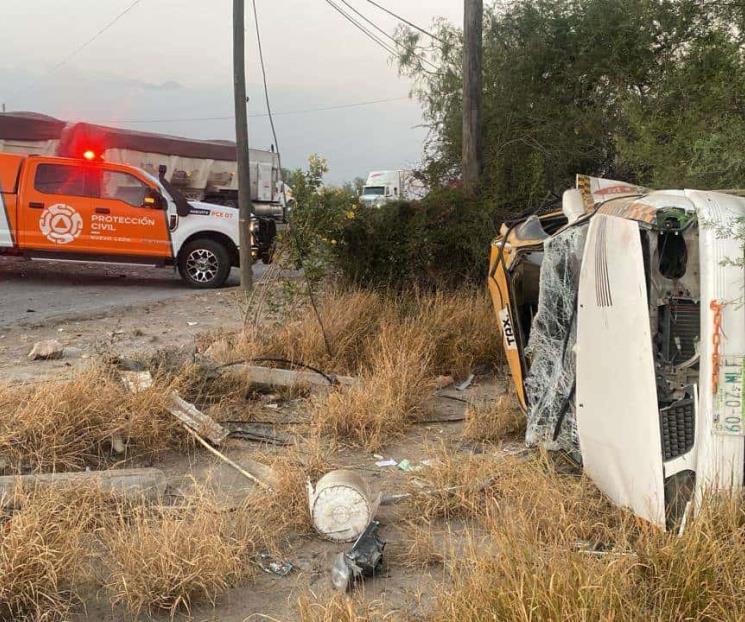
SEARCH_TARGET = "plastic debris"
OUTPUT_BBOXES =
[375,458,397,468]
[258,551,294,576]
[455,373,475,391]
[331,520,385,591]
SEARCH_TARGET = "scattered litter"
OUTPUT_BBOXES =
[375,458,397,468]
[28,339,64,360]
[416,411,467,424]
[331,520,385,592]
[222,422,293,446]
[186,321,198,326]
[397,459,414,471]
[373,454,384,460]
[258,551,294,576]
[120,370,154,392]
[420,459,434,467]
[169,392,231,445]
[308,470,381,542]
[120,370,275,490]
[455,373,475,391]
[265,403,279,410]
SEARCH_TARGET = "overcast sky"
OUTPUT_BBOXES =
[0,0,461,183]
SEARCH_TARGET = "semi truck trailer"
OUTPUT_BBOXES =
[0,111,287,221]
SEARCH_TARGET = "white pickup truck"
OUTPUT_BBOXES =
[0,150,274,288]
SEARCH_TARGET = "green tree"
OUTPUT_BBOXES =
[396,0,745,206]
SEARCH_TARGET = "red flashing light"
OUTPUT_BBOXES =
[83,150,96,161]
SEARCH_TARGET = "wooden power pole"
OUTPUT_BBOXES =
[462,0,483,195]
[233,0,253,290]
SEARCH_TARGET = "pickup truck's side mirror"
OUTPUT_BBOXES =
[142,188,166,210]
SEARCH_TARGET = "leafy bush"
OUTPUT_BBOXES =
[334,188,496,289]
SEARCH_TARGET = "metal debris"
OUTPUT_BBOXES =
[331,520,385,592]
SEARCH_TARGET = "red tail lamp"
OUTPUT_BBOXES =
[83,150,96,161]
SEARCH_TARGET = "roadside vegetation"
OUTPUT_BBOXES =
[0,241,741,622]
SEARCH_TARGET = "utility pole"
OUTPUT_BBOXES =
[462,0,483,196]
[233,0,253,290]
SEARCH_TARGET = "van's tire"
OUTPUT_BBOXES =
[178,239,231,288]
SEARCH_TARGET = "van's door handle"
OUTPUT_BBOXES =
[95,207,110,214]
[29,201,45,209]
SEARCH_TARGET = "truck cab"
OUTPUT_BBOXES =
[489,176,745,530]
[0,151,273,288]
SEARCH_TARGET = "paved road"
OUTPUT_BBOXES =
[0,257,268,328]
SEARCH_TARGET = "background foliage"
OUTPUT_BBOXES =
[287,0,745,288]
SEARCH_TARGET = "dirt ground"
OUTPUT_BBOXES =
[1,264,512,621]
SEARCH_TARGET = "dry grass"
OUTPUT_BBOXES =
[296,593,391,622]
[425,451,745,622]
[103,486,253,618]
[463,394,525,442]
[0,486,101,621]
[0,366,182,473]
[210,286,503,379]
[311,321,436,449]
[386,522,446,569]
[402,288,502,378]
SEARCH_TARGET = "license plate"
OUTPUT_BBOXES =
[714,355,745,436]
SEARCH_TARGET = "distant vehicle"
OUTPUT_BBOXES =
[0,150,274,288]
[359,170,426,207]
[490,174,745,531]
[0,111,288,222]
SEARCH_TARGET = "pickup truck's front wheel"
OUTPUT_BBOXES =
[178,239,231,288]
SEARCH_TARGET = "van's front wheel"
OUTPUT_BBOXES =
[178,239,231,288]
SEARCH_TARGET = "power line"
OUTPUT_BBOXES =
[8,0,143,101]
[250,0,333,359]
[322,0,437,71]
[97,96,410,124]
[338,0,400,46]
[363,0,445,44]
[322,0,398,57]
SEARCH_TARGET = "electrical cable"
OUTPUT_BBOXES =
[325,0,438,71]
[8,0,143,101]
[363,0,446,44]
[250,0,333,360]
[95,96,411,124]
[322,0,398,56]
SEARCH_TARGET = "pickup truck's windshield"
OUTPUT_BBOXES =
[363,186,385,196]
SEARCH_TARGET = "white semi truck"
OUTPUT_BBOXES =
[0,111,288,221]
[359,169,427,207]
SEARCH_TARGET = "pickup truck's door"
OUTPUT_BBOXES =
[18,160,97,252]
[87,168,171,258]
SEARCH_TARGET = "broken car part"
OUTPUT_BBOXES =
[331,520,385,591]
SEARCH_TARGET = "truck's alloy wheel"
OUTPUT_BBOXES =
[178,239,231,288]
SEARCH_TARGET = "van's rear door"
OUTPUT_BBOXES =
[576,214,665,527]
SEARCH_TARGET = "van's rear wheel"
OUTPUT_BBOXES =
[178,239,231,288]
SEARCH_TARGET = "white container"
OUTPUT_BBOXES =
[307,470,380,542]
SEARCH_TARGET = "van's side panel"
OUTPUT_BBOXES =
[576,214,666,527]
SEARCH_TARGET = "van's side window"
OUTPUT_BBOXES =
[100,171,148,207]
[34,164,87,196]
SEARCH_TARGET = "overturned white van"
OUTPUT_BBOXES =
[488,176,745,530]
